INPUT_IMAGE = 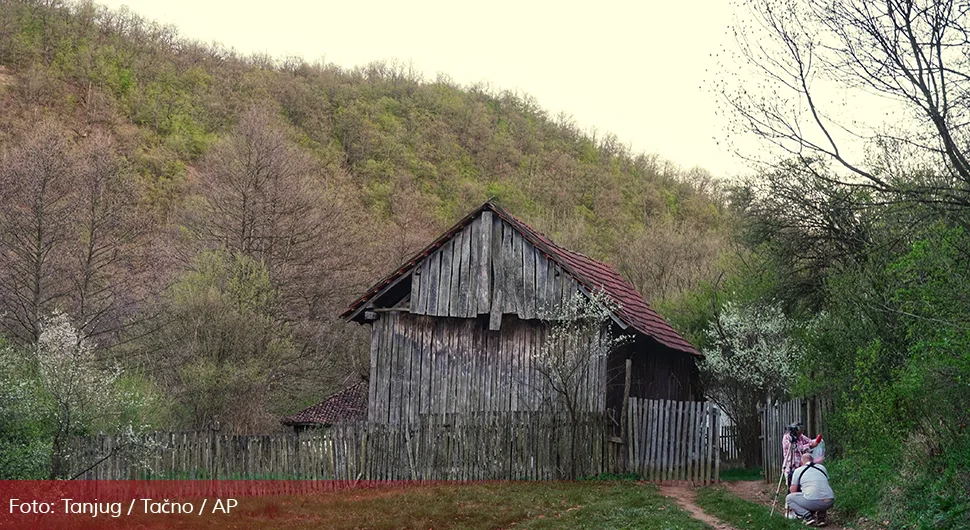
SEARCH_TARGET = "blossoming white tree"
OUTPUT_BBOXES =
[700,301,801,466]
[533,290,630,478]
[36,311,151,478]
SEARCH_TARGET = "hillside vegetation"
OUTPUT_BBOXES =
[0,0,732,461]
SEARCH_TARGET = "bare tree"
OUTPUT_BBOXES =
[194,105,360,315]
[383,177,439,267]
[727,0,970,208]
[616,219,727,304]
[189,105,370,412]
[0,122,158,348]
[533,291,630,478]
[70,132,157,344]
[0,121,77,344]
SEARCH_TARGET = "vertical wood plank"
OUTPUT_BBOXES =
[685,402,695,483]
[427,251,440,316]
[367,323,379,422]
[459,224,473,317]
[714,407,721,483]
[691,404,700,484]
[552,264,563,308]
[510,229,524,316]
[501,222,515,315]
[413,259,426,315]
[522,241,536,319]
[477,212,493,315]
[439,319,450,414]
[391,314,404,425]
[662,399,671,483]
[680,401,690,482]
[409,257,422,313]
[489,216,504,330]
[510,323,520,411]
[450,232,464,317]
[467,221,480,316]
[438,240,453,316]
[705,403,715,485]
[405,317,418,423]
[380,316,393,424]
[535,250,548,315]
[418,318,430,415]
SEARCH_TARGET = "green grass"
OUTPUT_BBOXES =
[695,486,802,530]
[718,467,764,482]
[69,481,713,529]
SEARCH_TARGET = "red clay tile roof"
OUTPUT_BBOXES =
[281,382,368,426]
[342,202,700,356]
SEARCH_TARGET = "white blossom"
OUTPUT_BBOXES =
[699,301,800,399]
[534,290,631,413]
[36,311,119,425]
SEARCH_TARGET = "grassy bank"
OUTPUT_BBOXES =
[695,486,802,530]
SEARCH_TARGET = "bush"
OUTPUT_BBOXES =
[0,344,52,479]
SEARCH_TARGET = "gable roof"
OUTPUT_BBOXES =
[281,382,368,427]
[342,202,700,356]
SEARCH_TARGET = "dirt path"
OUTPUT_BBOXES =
[659,485,738,530]
[724,480,777,506]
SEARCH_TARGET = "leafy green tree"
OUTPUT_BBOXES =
[148,250,294,433]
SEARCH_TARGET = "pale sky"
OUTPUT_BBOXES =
[98,0,749,177]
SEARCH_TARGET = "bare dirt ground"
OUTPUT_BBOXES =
[725,479,778,506]
[659,485,738,530]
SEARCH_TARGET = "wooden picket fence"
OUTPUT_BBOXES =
[761,397,831,484]
[69,400,723,490]
[69,412,608,484]
[719,424,742,463]
[626,399,719,484]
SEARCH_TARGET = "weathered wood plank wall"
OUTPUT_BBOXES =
[368,312,607,423]
[409,213,579,327]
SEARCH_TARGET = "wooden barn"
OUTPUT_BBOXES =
[342,202,702,424]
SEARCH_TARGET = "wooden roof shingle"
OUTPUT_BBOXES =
[281,382,368,427]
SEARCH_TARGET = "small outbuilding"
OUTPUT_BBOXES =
[342,202,702,424]
[281,381,368,431]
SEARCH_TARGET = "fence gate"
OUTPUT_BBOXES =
[625,398,719,484]
[760,397,831,484]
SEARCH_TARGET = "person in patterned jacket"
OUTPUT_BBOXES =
[782,422,821,486]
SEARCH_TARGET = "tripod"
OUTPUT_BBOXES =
[770,434,798,517]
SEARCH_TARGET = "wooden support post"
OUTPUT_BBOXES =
[620,358,632,472]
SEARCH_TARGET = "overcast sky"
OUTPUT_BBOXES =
[97,0,748,177]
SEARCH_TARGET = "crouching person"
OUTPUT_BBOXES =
[787,453,834,526]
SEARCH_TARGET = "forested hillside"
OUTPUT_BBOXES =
[0,0,731,455]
